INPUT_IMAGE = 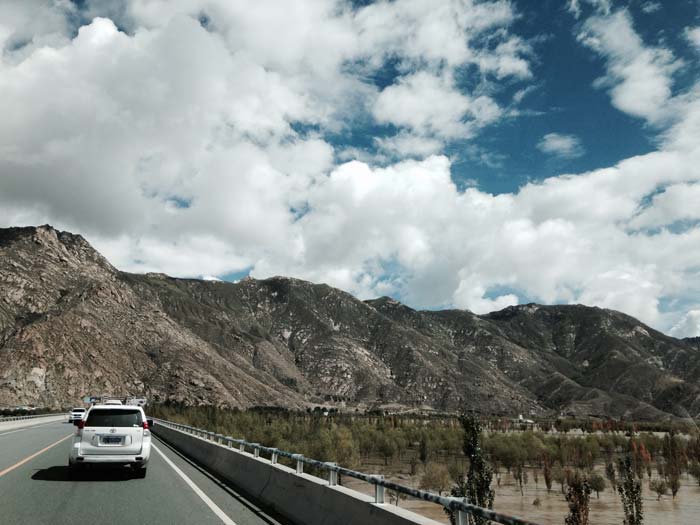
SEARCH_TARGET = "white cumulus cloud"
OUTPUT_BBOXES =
[536,133,585,159]
[670,310,700,338]
[686,27,700,51]
[578,9,681,125]
[1,0,700,337]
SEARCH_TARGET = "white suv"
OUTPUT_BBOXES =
[68,407,86,422]
[69,405,152,477]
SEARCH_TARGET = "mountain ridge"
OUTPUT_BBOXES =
[1,225,699,420]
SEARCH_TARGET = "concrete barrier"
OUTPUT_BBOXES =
[153,423,442,525]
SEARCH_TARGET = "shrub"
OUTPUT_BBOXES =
[649,479,667,500]
[588,472,606,499]
[419,462,451,495]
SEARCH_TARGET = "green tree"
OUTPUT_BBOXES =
[565,471,592,525]
[688,461,700,486]
[649,479,667,500]
[605,461,616,490]
[662,431,684,499]
[514,463,526,496]
[419,434,429,465]
[409,456,418,476]
[390,429,408,461]
[588,472,606,499]
[688,435,700,463]
[543,453,553,492]
[618,456,643,525]
[553,464,567,494]
[448,461,463,482]
[419,462,452,495]
[377,433,397,466]
[446,414,495,525]
[333,426,360,468]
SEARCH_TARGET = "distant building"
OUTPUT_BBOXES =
[511,414,536,430]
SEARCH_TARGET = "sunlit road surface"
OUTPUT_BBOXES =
[0,421,287,525]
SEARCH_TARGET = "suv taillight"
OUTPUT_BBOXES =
[142,421,149,430]
[77,420,85,429]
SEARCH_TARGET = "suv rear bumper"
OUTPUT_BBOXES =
[71,454,149,466]
[70,440,151,466]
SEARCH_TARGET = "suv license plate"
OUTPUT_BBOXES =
[102,436,122,444]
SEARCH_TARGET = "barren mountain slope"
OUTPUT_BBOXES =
[1,225,699,419]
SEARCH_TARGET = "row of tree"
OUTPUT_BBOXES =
[149,404,700,523]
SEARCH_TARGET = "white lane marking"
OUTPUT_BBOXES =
[0,428,28,437]
[152,444,237,525]
[0,421,63,437]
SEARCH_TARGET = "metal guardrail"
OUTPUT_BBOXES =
[0,413,62,423]
[152,417,541,525]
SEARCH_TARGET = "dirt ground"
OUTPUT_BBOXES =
[343,464,700,524]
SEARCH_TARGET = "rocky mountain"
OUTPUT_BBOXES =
[1,225,699,420]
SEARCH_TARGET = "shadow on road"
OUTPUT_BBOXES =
[32,466,138,482]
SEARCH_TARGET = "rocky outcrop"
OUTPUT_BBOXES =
[1,225,699,419]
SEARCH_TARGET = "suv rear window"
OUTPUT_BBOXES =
[86,409,142,427]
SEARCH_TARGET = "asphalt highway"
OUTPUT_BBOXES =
[0,419,288,525]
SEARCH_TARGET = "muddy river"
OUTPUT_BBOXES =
[345,470,700,524]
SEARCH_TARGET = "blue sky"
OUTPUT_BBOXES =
[1,0,700,336]
[325,0,700,195]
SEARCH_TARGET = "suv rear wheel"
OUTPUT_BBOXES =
[131,465,147,478]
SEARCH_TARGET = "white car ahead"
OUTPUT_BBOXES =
[68,407,86,422]
[69,404,152,477]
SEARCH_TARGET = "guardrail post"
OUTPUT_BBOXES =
[253,444,260,458]
[373,475,385,504]
[239,442,245,452]
[450,498,469,525]
[225,436,234,448]
[324,463,337,486]
[456,509,468,525]
[292,454,304,474]
[270,449,278,464]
